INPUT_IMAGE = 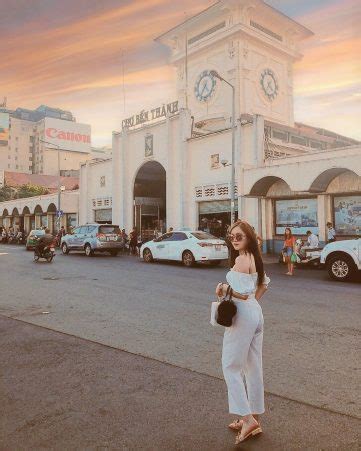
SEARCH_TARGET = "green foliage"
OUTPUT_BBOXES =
[0,183,50,201]
[0,185,14,202]
[15,183,50,199]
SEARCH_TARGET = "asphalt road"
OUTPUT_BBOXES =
[0,245,360,449]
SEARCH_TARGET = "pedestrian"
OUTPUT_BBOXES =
[282,227,296,276]
[129,228,138,255]
[215,219,270,445]
[120,229,128,254]
[326,222,336,243]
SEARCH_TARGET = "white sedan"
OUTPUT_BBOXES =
[140,230,229,267]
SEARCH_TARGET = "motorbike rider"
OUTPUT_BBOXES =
[35,228,54,257]
[300,230,319,257]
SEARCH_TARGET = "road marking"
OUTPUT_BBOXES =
[0,252,9,255]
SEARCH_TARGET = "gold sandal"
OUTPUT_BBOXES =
[228,419,243,431]
[235,423,262,444]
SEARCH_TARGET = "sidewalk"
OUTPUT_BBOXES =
[1,316,360,450]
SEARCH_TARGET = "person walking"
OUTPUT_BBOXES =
[129,228,138,255]
[282,227,296,276]
[215,220,270,445]
[326,222,336,243]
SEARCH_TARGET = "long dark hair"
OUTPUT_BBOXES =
[284,227,292,240]
[228,220,264,286]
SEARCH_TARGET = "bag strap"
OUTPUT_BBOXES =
[226,285,233,301]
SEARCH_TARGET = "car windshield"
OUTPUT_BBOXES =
[191,232,217,240]
[99,225,121,235]
[32,230,45,236]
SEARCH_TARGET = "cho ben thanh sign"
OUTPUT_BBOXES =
[122,101,179,129]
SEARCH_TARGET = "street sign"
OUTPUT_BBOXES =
[56,210,64,218]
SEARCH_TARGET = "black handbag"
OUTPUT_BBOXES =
[217,285,237,327]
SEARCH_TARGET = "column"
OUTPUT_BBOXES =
[111,131,122,226]
[317,194,332,245]
[252,114,265,165]
[47,214,54,233]
[79,162,89,225]
[35,215,41,229]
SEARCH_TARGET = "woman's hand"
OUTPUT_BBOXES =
[216,282,225,297]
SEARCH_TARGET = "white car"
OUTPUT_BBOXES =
[140,230,229,267]
[320,238,361,281]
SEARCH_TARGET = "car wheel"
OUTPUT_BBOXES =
[61,243,69,255]
[209,260,221,266]
[327,254,356,281]
[143,248,153,263]
[85,244,93,257]
[109,250,118,257]
[182,250,195,267]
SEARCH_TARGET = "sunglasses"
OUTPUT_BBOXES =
[228,233,247,242]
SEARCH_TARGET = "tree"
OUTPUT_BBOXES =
[0,185,14,202]
[15,184,50,199]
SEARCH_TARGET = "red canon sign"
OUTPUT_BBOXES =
[45,128,90,143]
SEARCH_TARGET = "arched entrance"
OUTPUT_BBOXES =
[133,161,166,240]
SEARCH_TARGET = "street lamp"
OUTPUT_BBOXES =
[40,139,61,230]
[210,70,237,224]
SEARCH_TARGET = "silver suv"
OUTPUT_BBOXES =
[61,224,123,257]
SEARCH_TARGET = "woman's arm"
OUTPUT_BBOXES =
[216,283,248,300]
[255,284,268,301]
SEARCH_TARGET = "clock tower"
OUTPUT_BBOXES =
[156,0,313,128]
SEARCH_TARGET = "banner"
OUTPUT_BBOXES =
[334,195,361,236]
[0,112,9,147]
[275,198,318,235]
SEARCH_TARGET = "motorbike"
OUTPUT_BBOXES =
[33,241,56,263]
[293,238,322,267]
[279,239,322,267]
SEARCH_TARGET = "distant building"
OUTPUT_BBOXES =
[0,104,92,176]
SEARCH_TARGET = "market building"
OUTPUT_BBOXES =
[77,0,360,250]
[0,191,78,234]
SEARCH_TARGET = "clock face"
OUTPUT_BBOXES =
[194,70,217,102]
[260,69,278,100]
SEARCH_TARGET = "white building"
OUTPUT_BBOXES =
[79,0,360,252]
[0,105,92,176]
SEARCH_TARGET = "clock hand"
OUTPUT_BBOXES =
[201,81,209,96]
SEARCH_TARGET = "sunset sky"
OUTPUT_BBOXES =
[1,0,360,145]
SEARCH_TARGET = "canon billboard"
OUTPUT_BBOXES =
[43,118,91,153]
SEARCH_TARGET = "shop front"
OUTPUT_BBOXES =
[198,200,238,239]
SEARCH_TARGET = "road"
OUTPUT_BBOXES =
[0,245,360,449]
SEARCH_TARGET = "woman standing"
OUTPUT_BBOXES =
[215,220,270,445]
[283,227,296,276]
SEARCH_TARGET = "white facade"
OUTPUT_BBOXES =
[79,0,361,251]
[0,191,79,233]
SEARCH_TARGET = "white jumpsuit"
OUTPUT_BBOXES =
[222,271,270,417]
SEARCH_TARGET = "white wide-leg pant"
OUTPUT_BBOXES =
[222,297,264,416]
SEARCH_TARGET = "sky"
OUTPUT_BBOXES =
[0,0,360,146]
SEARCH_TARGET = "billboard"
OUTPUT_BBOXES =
[334,195,361,236]
[275,198,318,235]
[0,112,9,147]
[43,117,91,153]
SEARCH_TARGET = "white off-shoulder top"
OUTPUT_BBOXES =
[226,271,271,296]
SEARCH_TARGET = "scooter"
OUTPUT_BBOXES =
[33,242,56,263]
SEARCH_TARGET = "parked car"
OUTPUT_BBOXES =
[26,229,45,250]
[320,238,361,281]
[140,230,229,267]
[60,224,123,257]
